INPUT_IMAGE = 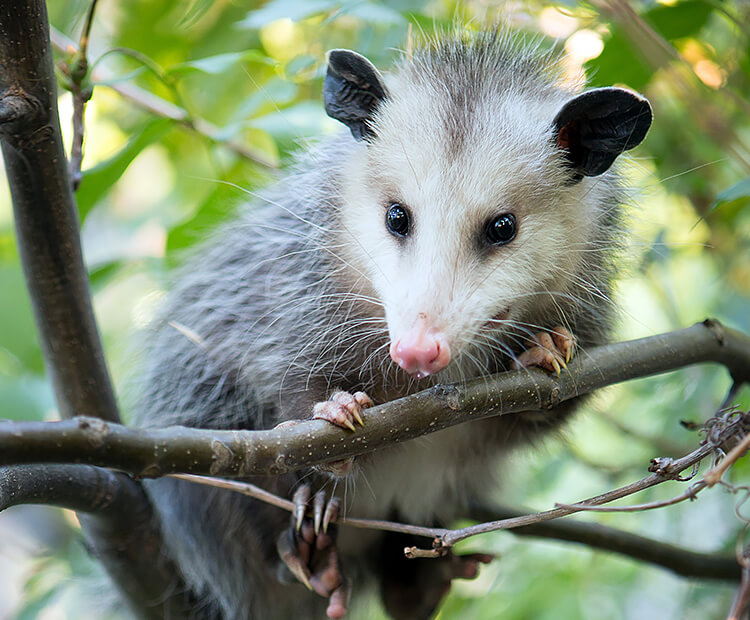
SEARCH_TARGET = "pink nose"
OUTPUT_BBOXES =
[389,320,451,379]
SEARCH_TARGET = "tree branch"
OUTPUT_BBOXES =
[0,464,200,619]
[468,504,740,581]
[65,0,99,189]
[0,3,194,615]
[0,1,118,423]
[0,320,747,477]
[165,407,746,582]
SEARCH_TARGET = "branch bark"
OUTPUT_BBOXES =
[468,504,740,581]
[0,464,200,618]
[0,1,117,423]
[0,320,747,478]
[0,3,194,616]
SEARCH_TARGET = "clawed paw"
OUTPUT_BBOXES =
[514,326,576,375]
[276,485,350,618]
[312,390,373,431]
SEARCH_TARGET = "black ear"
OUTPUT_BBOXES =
[553,87,652,179]
[323,49,388,141]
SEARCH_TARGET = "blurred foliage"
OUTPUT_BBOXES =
[1,0,750,618]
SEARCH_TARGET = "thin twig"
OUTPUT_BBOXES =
[705,433,750,486]
[727,566,750,620]
[170,473,444,539]
[64,0,99,189]
[555,481,707,513]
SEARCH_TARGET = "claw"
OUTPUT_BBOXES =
[550,326,575,363]
[353,391,374,408]
[514,326,576,375]
[351,408,364,427]
[332,391,365,427]
[313,390,374,432]
[277,530,313,591]
[278,488,347,618]
[353,391,373,425]
[313,490,326,536]
[551,356,561,375]
[323,497,340,533]
[293,486,311,531]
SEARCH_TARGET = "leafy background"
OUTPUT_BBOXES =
[1,0,749,618]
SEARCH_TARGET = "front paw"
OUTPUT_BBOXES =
[513,326,576,375]
[312,390,373,431]
[276,485,349,619]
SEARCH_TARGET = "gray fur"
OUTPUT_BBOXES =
[133,29,643,619]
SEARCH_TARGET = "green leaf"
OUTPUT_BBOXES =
[0,264,44,374]
[239,0,339,29]
[249,101,330,144]
[176,0,216,28]
[88,260,123,291]
[587,31,652,90]
[341,2,405,25]
[168,51,248,76]
[91,65,149,87]
[166,177,240,255]
[75,118,173,220]
[646,0,713,41]
[231,77,299,121]
[710,177,750,211]
[587,0,713,90]
[0,373,53,421]
[284,54,318,78]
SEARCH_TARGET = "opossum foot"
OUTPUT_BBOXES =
[381,548,494,620]
[277,486,350,618]
[313,390,373,431]
[514,326,576,375]
[311,391,373,476]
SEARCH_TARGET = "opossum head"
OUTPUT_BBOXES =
[324,34,651,380]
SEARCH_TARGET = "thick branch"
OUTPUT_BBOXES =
[0,3,191,616]
[0,464,201,619]
[0,2,118,423]
[0,320,748,478]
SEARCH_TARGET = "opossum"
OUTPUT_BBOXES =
[134,29,651,620]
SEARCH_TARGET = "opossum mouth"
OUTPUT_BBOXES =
[481,308,510,332]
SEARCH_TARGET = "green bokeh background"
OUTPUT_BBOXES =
[1,0,749,618]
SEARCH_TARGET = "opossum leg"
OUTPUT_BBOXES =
[311,390,373,475]
[379,529,493,620]
[313,390,373,430]
[514,326,576,375]
[277,486,350,619]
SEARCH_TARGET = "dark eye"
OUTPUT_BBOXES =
[385,203,410,237]
[485,213,517,246]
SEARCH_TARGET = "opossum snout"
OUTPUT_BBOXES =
[389,316,451,379]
